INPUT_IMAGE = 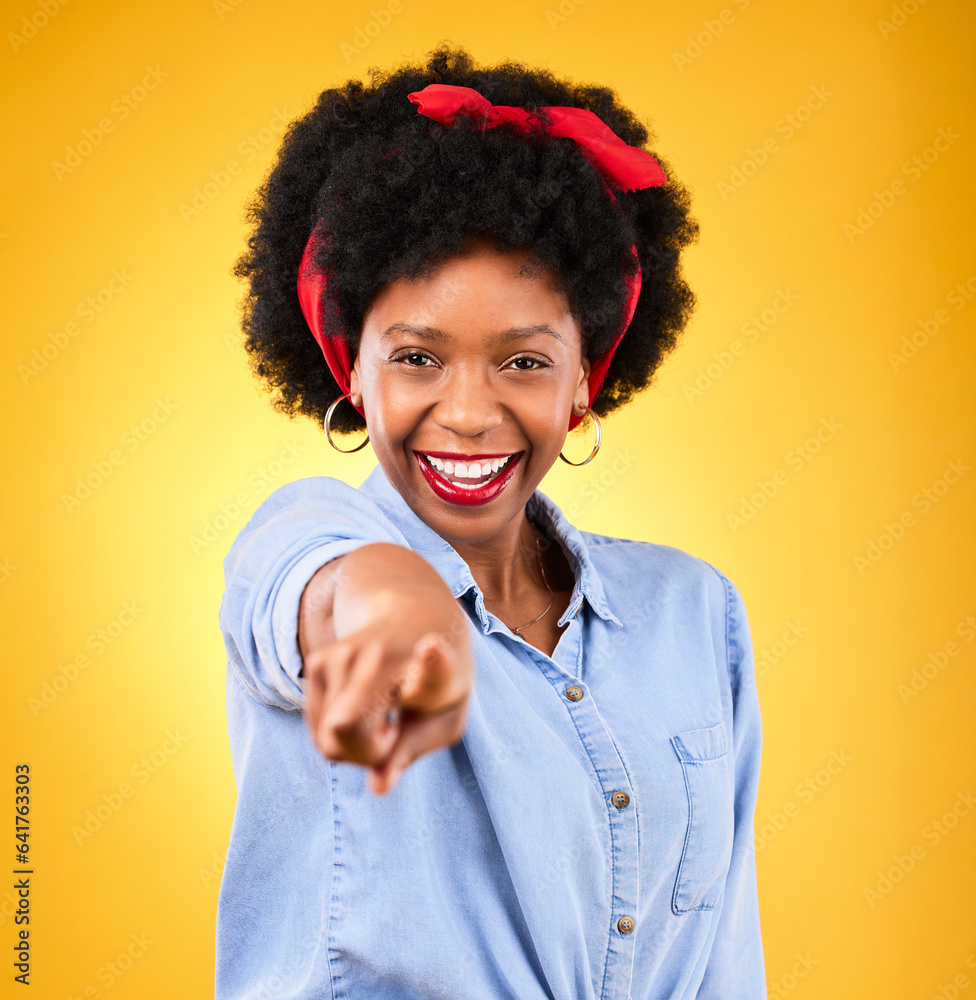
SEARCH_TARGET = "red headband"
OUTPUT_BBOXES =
[297,83,667,431]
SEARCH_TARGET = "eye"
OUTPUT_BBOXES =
[393,351,436,367]
[508,356,549,371]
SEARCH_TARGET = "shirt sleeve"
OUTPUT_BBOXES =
[697,565,767,998]
[218,475,405,712]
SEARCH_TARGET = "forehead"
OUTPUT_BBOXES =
[362,239,580,347]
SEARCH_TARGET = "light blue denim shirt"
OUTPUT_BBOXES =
[216,462,765,1000]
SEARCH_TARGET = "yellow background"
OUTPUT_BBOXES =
[1,0,974,996]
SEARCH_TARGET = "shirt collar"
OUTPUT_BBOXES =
[358,463,622,633]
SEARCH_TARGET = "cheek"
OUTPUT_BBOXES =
[518,389,572,448]
[359,367,424,439]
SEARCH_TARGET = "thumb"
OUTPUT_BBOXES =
[398,632,449,705]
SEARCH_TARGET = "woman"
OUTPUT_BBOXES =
[217,44,765,1000]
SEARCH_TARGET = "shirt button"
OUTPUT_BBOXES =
[611,790,630,809]
[565,685,584,701]
[617,916,635,934]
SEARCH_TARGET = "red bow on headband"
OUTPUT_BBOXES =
[407,84,667,191]
[297,83,667,432]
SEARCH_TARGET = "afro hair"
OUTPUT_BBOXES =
[233,42,699,434]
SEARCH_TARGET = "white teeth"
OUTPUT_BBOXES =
[422,453,516,486]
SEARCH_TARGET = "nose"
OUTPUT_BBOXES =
[430,365,504,438]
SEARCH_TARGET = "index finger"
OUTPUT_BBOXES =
[318,638,403,764]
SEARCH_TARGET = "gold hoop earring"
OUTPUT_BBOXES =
[324,393,370,453]
[559,406,602,466]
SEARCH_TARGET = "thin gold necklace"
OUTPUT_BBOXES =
[511,532,554,635]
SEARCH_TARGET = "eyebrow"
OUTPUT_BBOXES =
[380,322,562,344]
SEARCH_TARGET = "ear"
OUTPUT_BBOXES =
[348,356,363,409]
[574,354,591,415]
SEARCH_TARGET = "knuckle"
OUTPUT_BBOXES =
[306,639,354,676]
[314,730,347,761]
[328,709,368,738]
[327,715,386,761]
[317,724,373,764]
[328,638,356,662]
[303,649,330,677]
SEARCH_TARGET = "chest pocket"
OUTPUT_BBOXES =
[669,720,735,914]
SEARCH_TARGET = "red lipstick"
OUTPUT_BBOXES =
[421,451,515,460]
[415,451,523,506]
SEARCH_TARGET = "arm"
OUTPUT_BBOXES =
[697,568,767,998]
[219,478,404,710]
[218,477,472,792]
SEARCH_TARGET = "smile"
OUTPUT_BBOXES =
[414,450,523,506]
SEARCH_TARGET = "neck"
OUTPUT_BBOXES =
[447,511,542,603]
